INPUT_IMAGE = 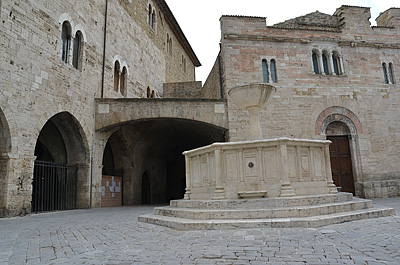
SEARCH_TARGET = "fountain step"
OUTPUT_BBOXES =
[171,193,354,209]
[139,206,395,230]
[155,198,373,220]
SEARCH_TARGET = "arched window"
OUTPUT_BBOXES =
[182,56,186,73]
[262,59,269,83]
[114,61,120,92]
[151,90,155,98]
[382,63,389,84]
[61,21,71,63]
[322,52,329,75]
[312,50,319,74]
[166,34,170,54]
[148,4,152,27]
[270,59,277,83]
[120,67,127,96]
[72,31,82,69]
[169,37,172,55]
[332,53,339,75]
[388,63,395,84]
[147,87,151,98]
[151,10,156,29]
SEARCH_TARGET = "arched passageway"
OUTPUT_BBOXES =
[101,118,227,205]
[32,112,90,212]
[0,108,11,216]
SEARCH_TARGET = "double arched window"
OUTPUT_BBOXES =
[382,62,395,84]
[113,60,127,96]
[262,59,277,83]
[312,48,344,75]
[60,20,84,70]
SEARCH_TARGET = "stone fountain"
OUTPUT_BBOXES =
[139,83,394,230]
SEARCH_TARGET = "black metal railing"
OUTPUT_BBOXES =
[32,160,77,212]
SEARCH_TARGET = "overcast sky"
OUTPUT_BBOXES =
[165,0,399,83]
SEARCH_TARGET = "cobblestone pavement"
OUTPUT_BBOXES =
[0,198,399,265]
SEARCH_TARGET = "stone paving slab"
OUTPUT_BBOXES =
[0,198,398,264]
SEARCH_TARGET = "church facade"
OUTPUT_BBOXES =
[0,1,399,217]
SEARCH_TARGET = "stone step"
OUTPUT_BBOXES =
[171,192,354,209]
[155,198,373,220]
[138,206,395,230]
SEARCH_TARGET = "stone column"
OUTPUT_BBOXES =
[279,143,296,197]
[339,56,345,75]
[318,54,325,75]
[328,54,335,75]
[213,148,225,199]
[183,155,191,200]
[248,106,263,140]
[324,145,337,193]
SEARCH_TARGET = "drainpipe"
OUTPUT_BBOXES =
[100,0,108,98]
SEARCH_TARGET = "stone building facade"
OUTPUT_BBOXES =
[0,2,399,217]
[205,5,400,198]
[0,0,207,217]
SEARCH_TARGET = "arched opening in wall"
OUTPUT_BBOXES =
[322,51,329,75]
[261,59,269,83]
[61,21,72,63]
[146,86,151,98]
[326,121,355,194]
[120,67,127,96]
[0,108,11,217]
[72,30,83,70]
[101,131,126,207]
[114,61,120,92]
[312,50,320,74]
[32,112,90,212]
[103,119,227,205]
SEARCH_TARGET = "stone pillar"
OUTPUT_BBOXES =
[339,56,345,74]
[248,106,262,140]
[328,54,335,75]
[324,145,337,193]
[184,155,191,200]
[279,143,296,197]
[213,148,225,199]
[318,54,325,75]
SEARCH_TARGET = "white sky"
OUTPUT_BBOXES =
[165,0,399,83]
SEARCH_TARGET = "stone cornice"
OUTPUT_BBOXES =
[223,34,400,49]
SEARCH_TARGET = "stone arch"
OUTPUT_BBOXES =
[0,107,12,216]
[316,106,363,195]
[32,111,90,211]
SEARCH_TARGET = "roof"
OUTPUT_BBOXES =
[272,11,340,30]
[155,0,201,67]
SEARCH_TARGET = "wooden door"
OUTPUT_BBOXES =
[327,136,355,194]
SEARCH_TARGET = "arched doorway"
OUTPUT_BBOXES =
[326,122,355,194]
[32,112,89,212]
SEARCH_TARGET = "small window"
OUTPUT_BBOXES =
[382,63,389,84]
[148,4,152,27]
[147,87,151,98]
[120,67,127,96]
[388,63,395,84]
[270,59,277,83]
[61,22,71,63]
[114,61,120,92]
[72,31,82,69]
[312,51,319,74]
[332,54,339,75]
[151,10,156,29]
[151,90,155,98]
[182,56,186,73]
[322,52,329,75]
[262,59,269,83]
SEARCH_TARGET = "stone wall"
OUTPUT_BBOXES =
[0,0,200,216]
[217,6,400,197]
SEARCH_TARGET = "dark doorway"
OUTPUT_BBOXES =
[327,136,355,194]
[142,172,151,204]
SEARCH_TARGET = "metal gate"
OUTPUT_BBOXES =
[32,160,77,212]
